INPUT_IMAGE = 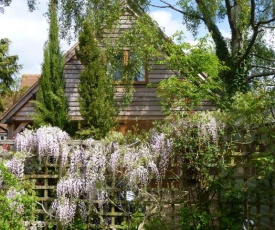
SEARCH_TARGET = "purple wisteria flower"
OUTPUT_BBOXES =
[6,187,25,214]
[36,126,70,159]
[69,147,85,174]
[15,129,36,153]
[151,132,173,174]
[128,166,149,189]
[51,132,173,225]
[51,197,76,224]
[24,220,44,229]
[97,190,108,208]
[5,157,25,179]
[110,149,121,172]
[57,176,84,198]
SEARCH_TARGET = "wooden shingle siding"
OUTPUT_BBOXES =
[14,102,35,120]
[61,9,172,128]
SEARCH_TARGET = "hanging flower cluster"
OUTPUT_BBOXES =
[15,126,70,161]
[24,221,44,230]
[51,131,173,225]
[151,132,173,174]
[199,112,218,141]
[15,129,36,153]
[51,197,76,224]
[36,126,70,160]
[5,157,25,179]
[6,187,25,214]
[57,176,84,198]
[14,126,174,226]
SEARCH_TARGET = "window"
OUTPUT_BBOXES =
[109,50,147,84]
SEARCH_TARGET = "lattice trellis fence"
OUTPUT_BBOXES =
[1,140,275,229]
[0,140,182,229]
[230,151,275,230]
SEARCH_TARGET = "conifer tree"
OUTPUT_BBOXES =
[34,0,69,130]
[0,38,21,113]
[77,19,117,139]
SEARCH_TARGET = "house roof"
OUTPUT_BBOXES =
[0,82,39,124]
[0,40,78,124]
[19,74,40,90]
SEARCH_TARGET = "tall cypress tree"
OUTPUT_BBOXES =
[77,19,117,139]
[34,0,69,130]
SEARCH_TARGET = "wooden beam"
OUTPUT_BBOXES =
[14,122,29,136]
[7,123,14,139]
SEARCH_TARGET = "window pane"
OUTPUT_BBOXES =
[134,65,146,81]
[128,52,146,82]
[108,51,146,83]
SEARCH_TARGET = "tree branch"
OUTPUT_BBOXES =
[261,25,275,29]
[252,53,275,62]
[236,26,262,66]
[225,0,233,30]
[249,64,275,71]
[150,0,204,21]
[149,4,170,9]
[250,0,256,28]
[246,70,275,81]
[36,202,54,218]
[257,16,275,26]
[150,0,185,14]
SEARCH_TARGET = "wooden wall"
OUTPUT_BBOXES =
[63,9,175,133]
[64,55,174,133]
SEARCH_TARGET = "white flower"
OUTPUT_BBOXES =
[36,126,70,159]
[57,176,84,198]
[6,187,25,213]
[15,129,36,153]
[5,157,25,179]
[128,166,149,189]
[199,112,218,141]
[51,197,76,224]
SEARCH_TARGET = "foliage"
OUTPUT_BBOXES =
[120,211,144,230]
[4,0,275,104]
[0,159,37,229]
[0,38,21,112]
[0,0,37,13]
[51,0,275,101]
[8,83,275,229]
[143,214,171,230]
[34,0,69,131]
[156,85,275,229]
[147,0,275,100]
[76,18,118,139]
[0,75,30,115]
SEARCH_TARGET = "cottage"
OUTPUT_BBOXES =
[0,5,214,139]
[0,6,177,138]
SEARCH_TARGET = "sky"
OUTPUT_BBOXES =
[0,0,197,77]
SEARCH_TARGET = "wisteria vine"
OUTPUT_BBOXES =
[9,126,174,226]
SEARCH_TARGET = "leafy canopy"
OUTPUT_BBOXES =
[148,0,275,99]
